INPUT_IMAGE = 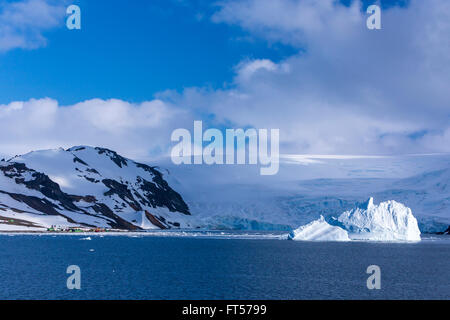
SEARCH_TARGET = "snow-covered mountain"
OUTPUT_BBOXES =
[0,146,192,231]
[0,147,448,233]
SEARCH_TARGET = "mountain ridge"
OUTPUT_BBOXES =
[0,146,192,231]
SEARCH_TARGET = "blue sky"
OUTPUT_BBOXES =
[0,0,297,105]
[0,0,448,159]
[0,0,410,105]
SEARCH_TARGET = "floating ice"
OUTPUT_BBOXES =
[333,197,421,241]
[288,216,350,241]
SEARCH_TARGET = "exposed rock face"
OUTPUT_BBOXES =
[0,146,191,230]
[437,225,450,235]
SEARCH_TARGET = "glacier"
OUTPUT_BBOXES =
[0,148,448,234]
[332,198,421,241]
[164,154,450,234]
[288,216,350,241]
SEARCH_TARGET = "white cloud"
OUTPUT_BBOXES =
[236,59,278,80]
[194,0,450,155]
[0,0,449,160]
[0,98,194,160]
[0,0,65,52]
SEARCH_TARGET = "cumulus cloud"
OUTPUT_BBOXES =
[0,0,65,52]
[0,98,194,159]
[1,0,449,160]
[235,59,281,82]
[194,0,450,154]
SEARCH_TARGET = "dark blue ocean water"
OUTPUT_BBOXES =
[0,233,448,299]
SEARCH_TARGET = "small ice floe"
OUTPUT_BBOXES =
[89,249,95,252]
[80,236,92,240]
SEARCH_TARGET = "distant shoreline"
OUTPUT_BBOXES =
[0,230,448,243]
[0,230,132,234]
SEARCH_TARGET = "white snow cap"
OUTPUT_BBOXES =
[288,215,350,242]
[337,197,421,241]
